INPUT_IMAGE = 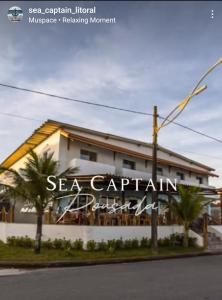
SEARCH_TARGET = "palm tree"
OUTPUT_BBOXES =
[0,150,76,254]
[170,186,207,247]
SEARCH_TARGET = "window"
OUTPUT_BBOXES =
[176,172,185,181]
[80,149,97,162]
[67,138,71,150]
[196,176,203,184]
[157,167,163,175]
[113,151,116,161]
[123,159,135,170]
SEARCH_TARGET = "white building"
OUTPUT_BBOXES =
[0,119,217,224]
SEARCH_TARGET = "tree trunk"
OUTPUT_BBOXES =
[35,212,43,254]
[183,225,189,248]
[10,205,15,223]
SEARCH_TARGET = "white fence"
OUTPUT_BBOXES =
[0,223,203,247]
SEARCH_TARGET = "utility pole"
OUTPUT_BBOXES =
[203,213,208,249]
[220,192,222,225]
[148,60,222,251]
[151,105,158,251]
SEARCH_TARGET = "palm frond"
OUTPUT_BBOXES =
[0,150,78,213]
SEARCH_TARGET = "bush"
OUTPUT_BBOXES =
[42,239,54,249]
[5,235,197,253]
[115,238,124,250]
[7,236,16,247]
[188,237,197,247]
[158,238,164,247]
[72,239,83,250]
[107,246,115,254]
[86,240,97,251]
[163,233,197,248]
[52,238,65,249]
[169,233,183,246]
[132,239,139,249]
[61,239,72,250]
[158,237,170,247]
[97,240,108,251]
[51,238,71,250]
[140,237,150,248]
[7,236,34,248]
[124,239,133,249]
[44,238,83,250]
[107,240,116,250]
[64,247,75,257]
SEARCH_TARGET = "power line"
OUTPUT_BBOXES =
[161,118,222,144]
[0,83,153,117]
[0,82,222,144]
[162,145,222,161]
[0,112,42,122]
[1,111,221,167]
[0,111,222,163]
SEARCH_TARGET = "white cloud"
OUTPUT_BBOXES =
[0,2,222,188]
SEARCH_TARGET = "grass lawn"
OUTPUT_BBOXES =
[0,243,203,263]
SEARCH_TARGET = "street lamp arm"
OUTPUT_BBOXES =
[158,85,207,131]
[157,58,222,132]
[191,58,222,95]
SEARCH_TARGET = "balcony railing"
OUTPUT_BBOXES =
[121,168,152,180]
[69,158,212,188]
[69,158,116,176]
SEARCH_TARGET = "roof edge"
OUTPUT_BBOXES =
[0,119,216,173]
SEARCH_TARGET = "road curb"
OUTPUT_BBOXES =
[0,250,222,269]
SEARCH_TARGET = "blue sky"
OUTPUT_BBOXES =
[0,1,222,186]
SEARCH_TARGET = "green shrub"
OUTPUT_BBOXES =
[53,238,64,249]
[64,247,75,257]
[7,236,16,247]
[86,240,97,251]
[132,238,139,249]
[5,234,197,253]
[107,240,116,250]
[158,238,164,247]
[188,237,197,247]
[169,233,183,246]
[158,237,170,247]
[124,239,133,249]
[164,237,171,247]
[7,236,34,248]
[62,239,72,249]
[51,238,71,250]
[72,239,83,250]
[97,240,107,251]
[115,238,124,250]
[42,239,54,249]
[140,237,150,248]
[23,236,33,248]
[107,246,115,254]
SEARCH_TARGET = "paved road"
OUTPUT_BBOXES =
[0,255,222,300]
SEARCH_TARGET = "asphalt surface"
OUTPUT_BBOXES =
[0,255,222,300]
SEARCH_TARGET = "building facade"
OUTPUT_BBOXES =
[0,120,217,224]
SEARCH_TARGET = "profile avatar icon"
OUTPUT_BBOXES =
[8,6,23,22]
